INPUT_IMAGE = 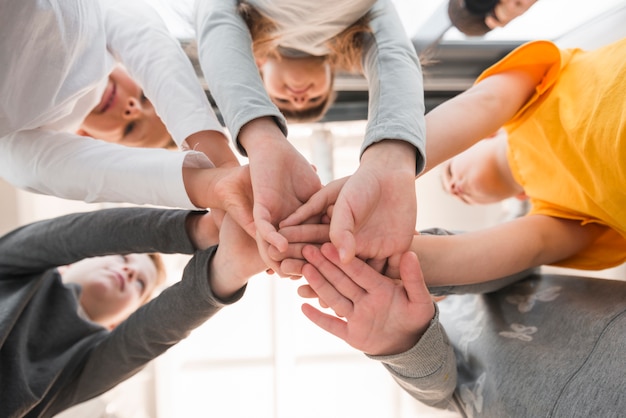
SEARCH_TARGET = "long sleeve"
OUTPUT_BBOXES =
[361,0,426,173]
[194,0,288,155]
[100,0,224,147]
[367,305,459,411]
[0,208,196,277]
[57,244,243,414]
[0,130,209,208]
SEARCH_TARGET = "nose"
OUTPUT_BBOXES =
[289,92,309,108]
[122,265,137,282]
[122,96,142,120]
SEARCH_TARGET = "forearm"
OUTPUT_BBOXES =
[362,0,426,173]
[194,0,286,154]
[368,306,458,410]
[423,71,540,174]
[413,216,601,286]
[0,131,198,208]
[183,130,240,168]
[0,207,195,276]
[102,0,224,145]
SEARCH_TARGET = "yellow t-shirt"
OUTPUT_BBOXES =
[476,39,626,270]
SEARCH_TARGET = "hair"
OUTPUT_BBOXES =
[237,1,372,122]
[447,0,495,36]
[143,253,167,304]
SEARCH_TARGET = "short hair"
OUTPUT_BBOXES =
[448,0,496,36]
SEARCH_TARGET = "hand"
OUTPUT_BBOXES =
[281,140,417,265]
[183,165,255,239]
[210,213,266,299]
[240,118,322,276]
[299,243,435,356]
[268,223,331,276]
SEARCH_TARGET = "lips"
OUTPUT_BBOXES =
[95,80,116,114]
[113,271,125,291]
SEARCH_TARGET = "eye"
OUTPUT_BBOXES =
[140,91,147,103]
[274,97,289,104]
[135,278,146,294]
[309,96,323,104]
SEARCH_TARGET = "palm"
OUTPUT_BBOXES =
[331,164,416,262]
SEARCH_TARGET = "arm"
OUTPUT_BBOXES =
[299,243,457,409]
[0,207,196,278]
[55,208,265,409]
[194,0,287,153]
[422,69,542,175]
[101,0,238,167]
[280,0,424,263]
[0,130,202,208]
[411,215,606,286]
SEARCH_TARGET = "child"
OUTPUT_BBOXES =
[277,37,626,285]
[295,241,626,416]
[0,206,265,417]
[195,0,426,269]
[447,0,539,36]
[0,0,239,212]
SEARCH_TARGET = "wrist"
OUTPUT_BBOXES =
[361,140,418,175]
[238,117,286,156]
[209,245,248,300]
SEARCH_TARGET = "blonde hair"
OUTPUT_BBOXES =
[143,253,167,304]
[237,1,372,122]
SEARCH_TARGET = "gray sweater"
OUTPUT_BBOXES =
[0,208,243,417]
[373,273,626,417]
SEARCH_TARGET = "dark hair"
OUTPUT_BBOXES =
[447,0,495,36]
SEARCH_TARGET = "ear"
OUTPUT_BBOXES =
[514,192,528,201]
[57,265,70,274]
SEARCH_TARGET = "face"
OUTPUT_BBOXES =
[79,66,172,148]
[61,254,159,329]
[441,138,514,205]
[259,55,332,112]
[485,0,539,29]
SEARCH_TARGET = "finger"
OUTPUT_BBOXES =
[398,252,431,304]
[280,258,307,276]
[330,229,356,264]
[297,284,330,308]
[255,219,288,252]
[303,244,364,305]
[319,243,390,294]
[385,253,402,280]
[267,242,308,262]
[301,260,353,318]
[278,224,330,244]
[301,303,348,341]
[366,258,386,274]
[279,192,329,228]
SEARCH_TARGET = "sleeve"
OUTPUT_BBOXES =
[194,0,288,156]
[99,0,225,147]
[67,243,246,407]
[0,207,197,277]
[367,305,459,411]
[0,130,211,209]
[361,0,426,173]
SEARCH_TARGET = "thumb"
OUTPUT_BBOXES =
[399,252,430,303]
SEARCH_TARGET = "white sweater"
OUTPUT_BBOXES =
[0,0,222,208]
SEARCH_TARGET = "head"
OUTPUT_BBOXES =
[258,55,336,122]
[79,66,176,149]
[441,133,525,204]
[238,1,370,123]
[448,0,539,36]
[60,253,167,330]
